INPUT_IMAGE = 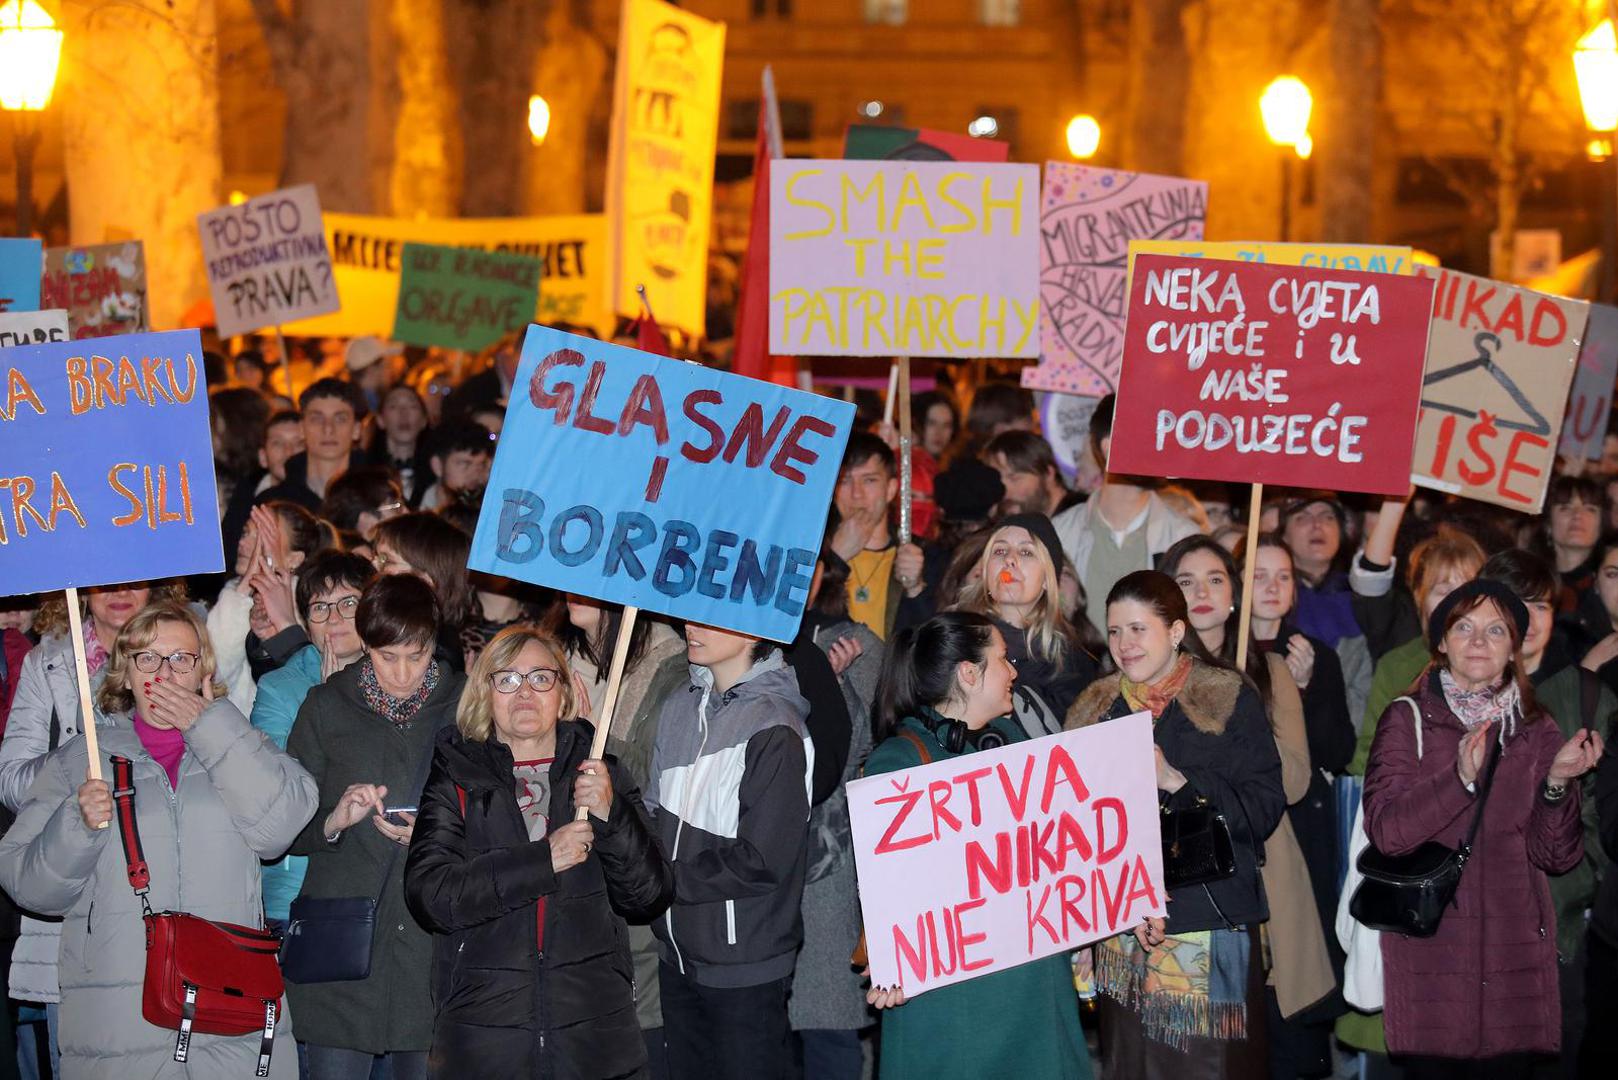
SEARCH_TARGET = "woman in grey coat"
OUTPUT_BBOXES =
[791,552,883,1075]
[0,601,317,1079]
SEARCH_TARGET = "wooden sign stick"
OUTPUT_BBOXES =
[896,356,913,546]
[882,361,899,427]
[1234,483,1264,673]
[575,604,641,822]
[63,589,107,820]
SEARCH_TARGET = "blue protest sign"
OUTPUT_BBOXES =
[470,326,855,642]
[0,330,223,595]
[0,238,43,313]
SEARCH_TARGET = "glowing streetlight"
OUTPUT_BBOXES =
[527,94,551,147]
[1260,76,1312,242]
[0,1,64,237]
[1065,114,1101,159]
[1576,21,1618,133]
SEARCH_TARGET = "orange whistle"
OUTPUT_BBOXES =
[998,570,1015,584]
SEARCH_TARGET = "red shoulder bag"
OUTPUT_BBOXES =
[110,755,284,1077]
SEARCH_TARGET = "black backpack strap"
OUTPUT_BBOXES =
[109,756,152,915]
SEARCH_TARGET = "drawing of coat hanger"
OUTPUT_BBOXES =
[1419,331,1552,436]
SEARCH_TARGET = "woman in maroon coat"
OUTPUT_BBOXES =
[1364,579,1603,1077]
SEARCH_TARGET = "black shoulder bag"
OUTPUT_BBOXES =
[280,721,443,984]
[1349,703,1502,939]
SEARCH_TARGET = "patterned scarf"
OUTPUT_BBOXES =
[1096,926,1251,1049]
[1120,652,1193,720]
[82,617,109,677]
[1439,668,1520,738]
[359,656,440,728]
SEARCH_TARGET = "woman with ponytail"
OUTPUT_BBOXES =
[863,612,1093,1080]
[1066,571,1285,1079]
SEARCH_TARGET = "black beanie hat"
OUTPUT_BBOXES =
[994,511,1067,573]
[1426,577,1530,651]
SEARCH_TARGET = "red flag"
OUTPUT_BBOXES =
[732,68,795,386]
[632,314,672,357]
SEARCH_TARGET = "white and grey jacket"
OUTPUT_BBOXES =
[646,652,813,989]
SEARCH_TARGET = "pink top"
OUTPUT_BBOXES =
[133,714,185,789]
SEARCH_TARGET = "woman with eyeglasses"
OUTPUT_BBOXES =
[0,601,316,1078]
[404,625,671,1079]
[283,574,468,1080]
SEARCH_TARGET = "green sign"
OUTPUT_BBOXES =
[391,242,542,351]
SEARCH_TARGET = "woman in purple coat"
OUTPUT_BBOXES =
[1363,579,1603,1077]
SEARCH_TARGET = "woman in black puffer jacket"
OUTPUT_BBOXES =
[404,625,672,1080]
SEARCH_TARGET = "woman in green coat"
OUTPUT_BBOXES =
[863,611,1092,1080]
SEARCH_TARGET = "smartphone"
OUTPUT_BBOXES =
[382,805,417,827]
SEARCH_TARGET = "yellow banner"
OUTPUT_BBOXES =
[1128,240,1416,277]
[279,212,612,341]
[606,0,726,339]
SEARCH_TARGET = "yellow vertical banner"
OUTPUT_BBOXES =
[606,0,725,340]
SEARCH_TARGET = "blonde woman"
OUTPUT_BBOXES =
[953,512,1098,726]
[0,601,316,1078]
[404,624,670,1079]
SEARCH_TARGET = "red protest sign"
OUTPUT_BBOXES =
[1108,254,1435,496]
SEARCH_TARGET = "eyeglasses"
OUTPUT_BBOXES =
[132,650,200,674]
[490,668,560,694]
[308,596,360,623]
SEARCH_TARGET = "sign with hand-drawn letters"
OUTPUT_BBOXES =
[0,330,223,596]
[1108,254,1434,496]
[41,242,148,339]
[198,184,340,338]
[1021,164,1208,397]
[392,243,542,352]
[0,309,69,350]
[848,714,1166,997]
[1412,267,1589,512]
[1557,303,1618,463]
[469,326,855,641]
[770,160,1041,358]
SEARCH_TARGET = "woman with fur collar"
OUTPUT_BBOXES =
[1067,570,1285,1080]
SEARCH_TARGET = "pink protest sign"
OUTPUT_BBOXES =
[848,713,1165,997]
[1022,164,1208,397]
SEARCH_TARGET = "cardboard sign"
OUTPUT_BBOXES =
[1412,267,1589,511]
[41,242,148,339]
[198,184,340,337]
[0,309,69,350]
[605,0,725,339]
[0,238,42,313]
[1127,239,1416,276]
[1022,165,1208,397]
[0,330,223,596]
[849,714,1166,997]
[1108,254,1435,496]
[279,212,611,340]
[1557,303,1618,462]
[468,326,855,642]
[391,243,542,352]
[769,161,1041,358]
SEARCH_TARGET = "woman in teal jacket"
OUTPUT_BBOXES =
[864,611,1092,1080]
[248,551,375,925]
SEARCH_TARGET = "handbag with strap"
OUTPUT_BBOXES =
[279,717,444,984]
[1349,697,1503,939]
[1160,795,1238,890]
[109,756,284,1077]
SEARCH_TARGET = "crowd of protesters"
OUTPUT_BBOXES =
[0,326,1613,1080]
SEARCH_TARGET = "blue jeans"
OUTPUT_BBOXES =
[799,1028,862,1080]
[305,1046,426,1080]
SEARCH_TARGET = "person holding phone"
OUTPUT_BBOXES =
[284,575,467,1080]
[0,601,316,1078]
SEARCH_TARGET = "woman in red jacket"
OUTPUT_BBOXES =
[1363,579,1603,1077]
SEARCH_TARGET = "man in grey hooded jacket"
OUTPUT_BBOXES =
[647,623,813,1080]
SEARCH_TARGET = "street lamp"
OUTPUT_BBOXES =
[1260,75,1312,242]
[1576,20,1618,300]
[0,0,63,238]
[1065,114,1101,160]
[527,94,551,147]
